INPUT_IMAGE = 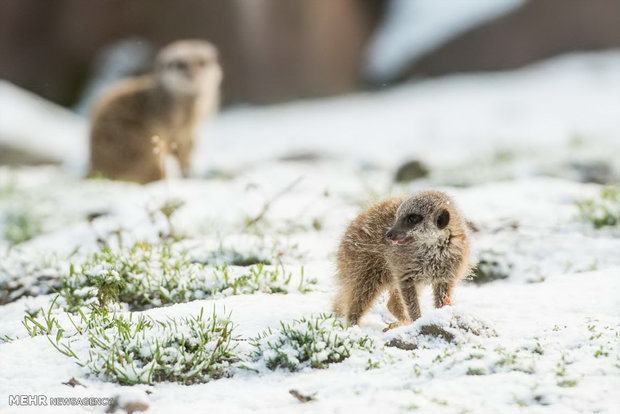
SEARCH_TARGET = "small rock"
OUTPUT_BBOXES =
[466,220,480,233]
[384,307,498,350]
[470,250,512,284]
[386,338,417,350]
[289,389,316,403]
[86,211,109,222]
[568,160,613,184]
[419,325,455,342]
[394,160,430,183]
[106,391,149,414]
[279,151,325,162]
[62,377,86,388]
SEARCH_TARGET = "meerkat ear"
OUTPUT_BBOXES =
[436,209,450,229]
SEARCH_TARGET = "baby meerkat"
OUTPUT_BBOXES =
[334,190,469,330]
[89,39,222,183]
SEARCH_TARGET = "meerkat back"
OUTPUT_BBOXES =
[89,76,164,183]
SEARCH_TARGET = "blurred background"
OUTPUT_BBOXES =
[0,0,619,172]
[2,0,619,106]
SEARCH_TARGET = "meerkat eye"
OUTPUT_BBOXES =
[436,209,450,229]
[169,60,186,71]
[407,214,423,225]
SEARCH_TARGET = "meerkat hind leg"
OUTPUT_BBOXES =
[173,136,194,178]
[332,288,350,316]
[346,281,381,326]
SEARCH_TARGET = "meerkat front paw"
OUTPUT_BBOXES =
[383,321,403,332]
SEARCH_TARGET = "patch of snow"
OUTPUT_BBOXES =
[199,50,620,170]
[0,81,87,172]
[364,0,527,82]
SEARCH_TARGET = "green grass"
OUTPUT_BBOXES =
[466,367,486,376]
[2,238,313,308]
[23,296,65,338]
[3,209,43,245]
[576,186,620,228]
[0,172,18,200]
[365,358,381,370]
[0,174,45,244]
[195,246,272,267]
[229,252,270,266]
[557,379,578,387]
[25,302,238,385]
[0,251,64,305]
[149,198,185,240]
[250,313,374,371]
[84,307,237,385]
[61,241,315,311]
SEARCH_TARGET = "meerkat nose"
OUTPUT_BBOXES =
[386,230,394,239]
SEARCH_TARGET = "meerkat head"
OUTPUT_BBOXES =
[155,39,222,96]
[386,190,462,246]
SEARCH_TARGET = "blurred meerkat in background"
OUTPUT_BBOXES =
[89,39,222,183]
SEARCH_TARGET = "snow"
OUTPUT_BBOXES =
[364,0,527,82]
[198,50,620,171]
[0,82,87,172]
[1,50,620,413]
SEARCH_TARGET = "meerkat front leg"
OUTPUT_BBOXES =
[398,277,422,322]
[384,288,409,332]
[387,289,408,321]
[433,280,455,308]
[173,134,195,178]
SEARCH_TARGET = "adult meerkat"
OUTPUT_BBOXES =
[334,190,469,330]
[89,39,222,183]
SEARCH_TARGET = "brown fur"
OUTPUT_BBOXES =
[89,40,221,184]
[334,191,470,329]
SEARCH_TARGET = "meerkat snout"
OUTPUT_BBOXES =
[386,212,422,245]
[334,190,470,329]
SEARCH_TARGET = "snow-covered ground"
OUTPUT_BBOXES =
[0,51,619,413]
